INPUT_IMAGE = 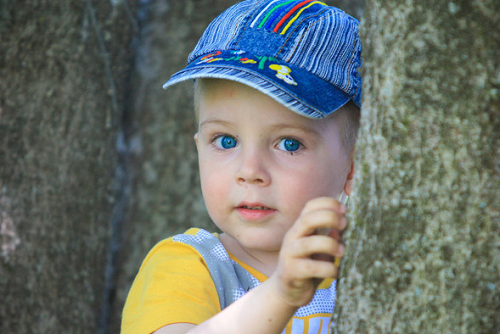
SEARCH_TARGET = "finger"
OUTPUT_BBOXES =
[327,228,343,242]
[287,235,345,258]
[316,223,346,239]
[293,258,339,279]
[301,197,347,216]
[292,209,345,237]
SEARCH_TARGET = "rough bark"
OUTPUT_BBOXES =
[333,0,500,333]
[329,0,365,20]
[0,0,137,333]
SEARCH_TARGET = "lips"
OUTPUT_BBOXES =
[239,205,272,210]
[236,202,276,220]
[237,202,273,210]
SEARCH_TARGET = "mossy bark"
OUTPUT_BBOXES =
[333,0,500,333]
[0,0,137,333]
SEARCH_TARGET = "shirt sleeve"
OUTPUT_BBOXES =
[121,237,221,334]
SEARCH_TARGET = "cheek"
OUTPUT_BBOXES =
[314,166,345,195]
[202,178,227,200]
[199,160,230,209]
[275,172,335,221]
[313,147,351,196]
[277,160,346,210]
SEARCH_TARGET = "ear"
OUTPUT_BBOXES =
[194,133,199,149]
[343,158,355,196]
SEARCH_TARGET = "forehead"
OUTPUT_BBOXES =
[196,79,337,128]
[196,79,352,160]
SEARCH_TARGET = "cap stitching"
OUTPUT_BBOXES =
[344,18,361,99]
[250,0,281,28]
[279,1,327,35]
[232,2,262,50]
[279,10,330,60]
[258,0,297,29]
[273,0,316,33]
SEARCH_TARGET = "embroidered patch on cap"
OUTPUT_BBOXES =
[269,64,297,85]
[196,50,298,86]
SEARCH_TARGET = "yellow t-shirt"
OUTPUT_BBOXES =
[121,228,335,334]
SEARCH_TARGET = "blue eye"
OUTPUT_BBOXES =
[214,135,238,149]
[277,138,301,152]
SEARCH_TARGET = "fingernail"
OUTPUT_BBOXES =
[340,217,347,229]
[339,204,347,214]
[337,244,345,256]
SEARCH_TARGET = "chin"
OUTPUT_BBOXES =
[240,235,282,252]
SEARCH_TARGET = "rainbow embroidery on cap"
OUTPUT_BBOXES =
[250,0,327,35]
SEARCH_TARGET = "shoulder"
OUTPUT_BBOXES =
[141,228,217,266]
[136,228,219,277]
[121,228,221,334]
[124,228,221,304]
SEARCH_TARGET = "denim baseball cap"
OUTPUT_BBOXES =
[163,0,362,119]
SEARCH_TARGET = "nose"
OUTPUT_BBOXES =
[236,148,271,186]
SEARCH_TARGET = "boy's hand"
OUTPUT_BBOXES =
[272,197,346,307]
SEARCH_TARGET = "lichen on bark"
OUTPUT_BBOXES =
[333,0,500,333]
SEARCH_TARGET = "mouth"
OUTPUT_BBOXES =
[236,202,276,220]
[237,201,274,210]
[239,205,272,210]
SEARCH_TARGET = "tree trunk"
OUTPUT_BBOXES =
[333,0,500,333]
[0,1,137,333]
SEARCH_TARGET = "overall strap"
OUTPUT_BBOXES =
[173,229,261,310]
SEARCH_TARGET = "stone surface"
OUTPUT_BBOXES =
[0,0,137,332]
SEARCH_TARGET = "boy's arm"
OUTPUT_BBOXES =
[154,197,346,334]
[154,275,298,334]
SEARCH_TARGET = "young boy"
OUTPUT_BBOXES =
[122,1,362,333]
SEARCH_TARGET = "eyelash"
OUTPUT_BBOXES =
[276,137,304,154]
[211,134,238,150]
[209,134,305,154]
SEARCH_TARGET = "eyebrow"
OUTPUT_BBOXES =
[198,118,322,137]
[198,118,233,130]
[268,123,322,137]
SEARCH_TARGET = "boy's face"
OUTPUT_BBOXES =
[195,80,353,258]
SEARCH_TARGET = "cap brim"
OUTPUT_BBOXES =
[163,50,354,119]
